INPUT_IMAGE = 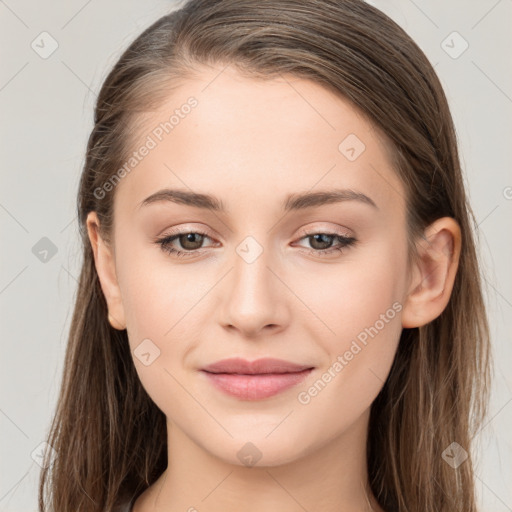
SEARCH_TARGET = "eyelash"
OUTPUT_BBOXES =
[155,229,357,259]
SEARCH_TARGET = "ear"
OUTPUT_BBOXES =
[86,211,126,330]
[401,217,461,328]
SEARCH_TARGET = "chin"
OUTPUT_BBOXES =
[198,428,316,468]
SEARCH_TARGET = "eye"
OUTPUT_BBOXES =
[293,231,357,257]
[154,229,357,259]
[155,230,216,258]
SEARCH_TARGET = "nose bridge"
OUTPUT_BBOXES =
[220,232,288,335]
[232,233,275,303]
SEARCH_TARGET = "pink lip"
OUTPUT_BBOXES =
[200,357,314,400]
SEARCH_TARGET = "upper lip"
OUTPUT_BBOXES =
[201,357,314,375]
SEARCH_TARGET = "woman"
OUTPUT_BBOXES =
[39,1,491,511]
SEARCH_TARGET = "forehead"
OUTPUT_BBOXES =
[113,64,405,220]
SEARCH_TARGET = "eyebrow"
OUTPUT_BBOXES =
[137,187,378,212]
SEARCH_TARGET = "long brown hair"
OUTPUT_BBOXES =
[39,1,491,510]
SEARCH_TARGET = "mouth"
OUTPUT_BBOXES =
[200,357,315,400]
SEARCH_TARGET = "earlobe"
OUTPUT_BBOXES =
[401,217,461,329]
[86,211,127,331]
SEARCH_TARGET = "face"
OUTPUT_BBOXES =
[96,65,412,466]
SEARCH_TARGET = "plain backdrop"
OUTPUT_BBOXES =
[0,1,511,510]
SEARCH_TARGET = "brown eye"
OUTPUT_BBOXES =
[308,233,335,250]
[294,231,357,257]
[156,230,214,258]
[176,232,206,250]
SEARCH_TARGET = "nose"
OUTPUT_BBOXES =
[219,241,290,338]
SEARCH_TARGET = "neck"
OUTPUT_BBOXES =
[134,408,384,512]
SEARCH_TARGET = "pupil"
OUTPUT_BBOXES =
[181,233,203,249]
[312,234,332,249]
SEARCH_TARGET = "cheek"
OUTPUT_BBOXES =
[115,249,207,417]
[276,250,405,459]
[293,231,408,344]
[115,246,215,401]
[116,242,209,342]
[292,235,407,413]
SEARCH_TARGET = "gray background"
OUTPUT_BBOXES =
[1,0,511,510]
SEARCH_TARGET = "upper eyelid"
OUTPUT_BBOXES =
[298,226,352,237]
[160,223,353,238]
[159,228,354,249]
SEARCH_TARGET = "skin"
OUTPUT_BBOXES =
[87,64,461,512]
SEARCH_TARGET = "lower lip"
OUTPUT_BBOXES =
[201,369,313,400]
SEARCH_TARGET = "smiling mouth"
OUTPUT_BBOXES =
[201,368,314,400]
